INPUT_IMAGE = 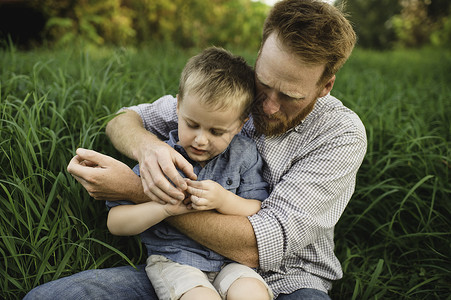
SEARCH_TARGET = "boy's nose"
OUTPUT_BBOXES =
[194,132,208,146]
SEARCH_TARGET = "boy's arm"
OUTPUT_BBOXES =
[107,202,169,235]
[107,201,191,235]
[186,179,261,216]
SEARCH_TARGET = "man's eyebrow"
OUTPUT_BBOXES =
[256,74,270,87]
[257,75,305,100]
[282,91,305,100]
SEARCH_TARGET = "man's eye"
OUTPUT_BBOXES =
[282,94,304,102]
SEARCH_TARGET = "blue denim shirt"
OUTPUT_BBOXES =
[106,129,268,272]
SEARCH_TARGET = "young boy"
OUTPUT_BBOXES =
[106,47,273,300]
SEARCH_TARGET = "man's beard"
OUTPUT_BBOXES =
[251,96,317,137]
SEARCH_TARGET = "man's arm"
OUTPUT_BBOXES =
[105,109,152,161]
[67,151,260,266]
[105,109,196,203]
[167,212,260,268]
[67,148,150,203]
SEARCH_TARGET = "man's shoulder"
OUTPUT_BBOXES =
[124,94,177,112]
[311,94,366,135]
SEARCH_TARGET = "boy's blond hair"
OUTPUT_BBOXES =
[179,47,255,121]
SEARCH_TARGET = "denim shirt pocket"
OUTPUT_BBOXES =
[214,173,240,193]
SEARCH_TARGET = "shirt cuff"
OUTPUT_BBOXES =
[248,208,285,271]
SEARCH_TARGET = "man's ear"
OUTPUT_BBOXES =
[318,75,336,98]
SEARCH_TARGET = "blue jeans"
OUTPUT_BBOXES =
[24,264,331,299]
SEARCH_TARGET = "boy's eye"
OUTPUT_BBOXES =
[186,122,198,128]
[210,130,224,136]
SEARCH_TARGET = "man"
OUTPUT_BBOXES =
[25,1,366,299]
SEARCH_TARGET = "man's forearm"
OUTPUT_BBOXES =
[167,211,259,267]
[106,109,159,161]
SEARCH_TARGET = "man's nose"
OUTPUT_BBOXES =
[262,91,280,115]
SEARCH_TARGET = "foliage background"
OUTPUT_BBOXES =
[1,0,450,50]
[0,0,450,299]
[336,0,451,49]
[31,0,269,52]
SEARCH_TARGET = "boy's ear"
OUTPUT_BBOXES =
[176,94,180,112]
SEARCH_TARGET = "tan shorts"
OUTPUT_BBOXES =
[145,255,273,300]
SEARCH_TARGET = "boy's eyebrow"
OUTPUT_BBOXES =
[183,116,231,132]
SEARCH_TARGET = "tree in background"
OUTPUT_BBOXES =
[336,0,401,49]
[33,0,268,51]
[337,0,451,49]
[392,0,451,48]
[4,0,449,50]
[38,0,136,46]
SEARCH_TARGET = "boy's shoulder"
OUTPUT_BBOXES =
[227,134,259,159]
[231,133,256,148]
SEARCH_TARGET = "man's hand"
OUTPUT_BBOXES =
[67,148,145,202]
[105,109,197,205]
[136,141,197,204]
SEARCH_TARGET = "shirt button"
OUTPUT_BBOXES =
[226,178,233,185]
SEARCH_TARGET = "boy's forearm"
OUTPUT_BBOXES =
[218,193,262,216]
[167,211,259,267]
[107,202,168,236]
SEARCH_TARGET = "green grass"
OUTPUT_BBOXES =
[1,43,450,299]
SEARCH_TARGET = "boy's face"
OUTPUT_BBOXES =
[177,93,245,166]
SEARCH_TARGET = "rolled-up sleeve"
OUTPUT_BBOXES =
[124,95,178,140]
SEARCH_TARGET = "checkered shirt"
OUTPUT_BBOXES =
[126,94,367,297]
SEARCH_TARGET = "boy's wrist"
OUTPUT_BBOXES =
[216,190,236,214]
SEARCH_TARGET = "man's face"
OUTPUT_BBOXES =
[253,33,335,136]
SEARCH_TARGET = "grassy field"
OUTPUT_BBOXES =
[1,43,450,299]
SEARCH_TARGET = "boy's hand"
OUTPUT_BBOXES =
[162,200,194,217]
[185,179,229,211]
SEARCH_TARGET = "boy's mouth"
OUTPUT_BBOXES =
[190,146,207,155]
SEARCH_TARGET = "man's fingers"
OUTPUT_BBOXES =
[140,166,183,204]
[142,177,177,204]
[148,155,186,200]
[174,154,197,181]
[67,155,102,179]
[75,148,114,167]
